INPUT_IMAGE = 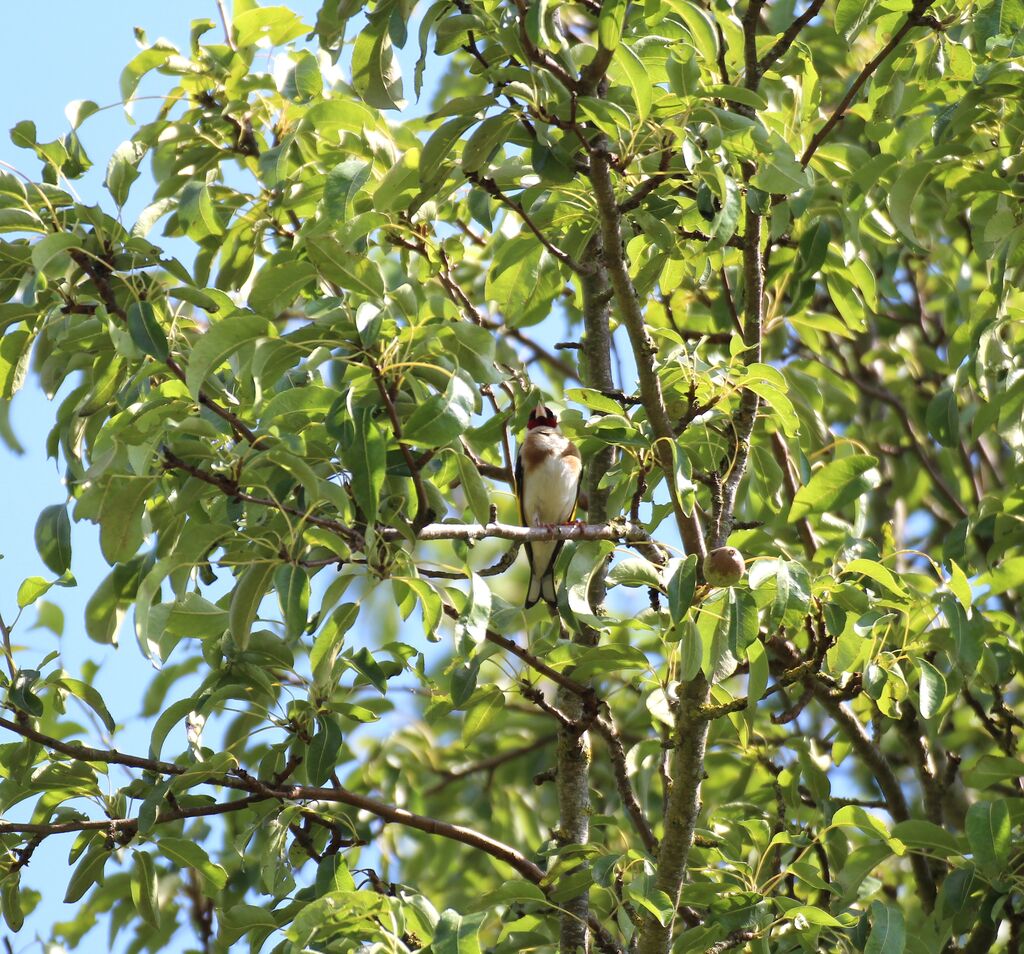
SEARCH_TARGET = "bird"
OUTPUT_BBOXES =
[515,403,583,607]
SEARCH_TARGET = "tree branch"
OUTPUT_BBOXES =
[0,715,547,885]
[424,734,557,795]
[370,361,435,529]
[594,715,658,855]
[588,141,706,560]
[755,0,826,79]
[440,603,594,699]
[769,432,818,559]
[465,172,585,274]
[68,250,260,445]
[636,674,710,953]
[0,794,265,838]
[713,198,763,548]
[800,1,940,167]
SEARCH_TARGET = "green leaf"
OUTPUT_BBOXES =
[667,555,698,623]
[618,43,652,121]
[835,0,878,41]
[750,149,809,195]
[18,576,54,608]
[454,573,491,651]
[786,905,845,927]
[352,24,406,110]
[131,850,160,929]
[35,504,71,575]
[310,603,359,682]
[709,175,741,249]
[947,559,972,609]
[831,805,901,849]
[750,559,811,628]
[1,875,23,932]
[523,0,552,49]
[865,901,904,954]
[345,403,386,524]
[476,881,546,908]
[664,0,719,67]
[249,260,316,317]
[323,160,372,220]
[840,558,909,600]
[455,453,491,524]
[926,389,959,448]
[0,329,32,399]
[98,476,156,565]
[725,589,759,651]
[598,0,628,50]
[349,646,389,693]
[607,557,662,588]
[746,640,768,708]
[127,301,169,362]
[157,837,227,892]
[975,0,1024,42]
[789,454,880,521]
[306,235,385,297]
[888,162,930,245]
[572,644,650,681]
[965,800,1011,876]
[306,715,344,786]
[120,46,174,105]
[464,688,503,741]
[962,754,1024,789]
[185,315,274,399]
[462,115,516,174]
[287,49,322,101]
[917,659,947,720]
[315,856,357,896]
[31,233,79,275]
[163,592,230,639]
[150,695,202,761]
[60,678,116,733]
[890,820,961,857]
[403,376,474,448]
[275,564,309,643]
[178,182,223,239]
[229,562,276,652]
[105,140,145,207]
[431,909,484,954]
[64,845,110,903]
[703,85,768,112]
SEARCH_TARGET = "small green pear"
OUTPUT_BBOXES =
[703,546,745,587]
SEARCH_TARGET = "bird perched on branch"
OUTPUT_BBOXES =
[515,404,582,607]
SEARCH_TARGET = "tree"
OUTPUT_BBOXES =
[0,0,1022,950]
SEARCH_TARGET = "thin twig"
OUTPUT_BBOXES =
[370,362,434,529]
[0,715,547,885]
[756,0,826,78]
[800,1,940,166]
[215,0,237,51]
[425,734,557,795]
[594,716,658,854]
[465,172,585,274]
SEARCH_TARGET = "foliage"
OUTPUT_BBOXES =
[1,0,1023,951]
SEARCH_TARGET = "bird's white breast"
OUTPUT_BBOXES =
[521,430,579,526]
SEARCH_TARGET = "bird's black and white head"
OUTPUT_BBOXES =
[526,404,558,432]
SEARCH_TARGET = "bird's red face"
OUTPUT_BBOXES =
[526,404,558,430]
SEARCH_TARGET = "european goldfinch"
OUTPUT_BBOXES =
[515,404,583,607]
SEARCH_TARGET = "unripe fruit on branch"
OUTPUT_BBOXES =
[703,546,745,587]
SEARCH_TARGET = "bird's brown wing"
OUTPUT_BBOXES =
[514,450,534,579]
[561,441,583,523]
